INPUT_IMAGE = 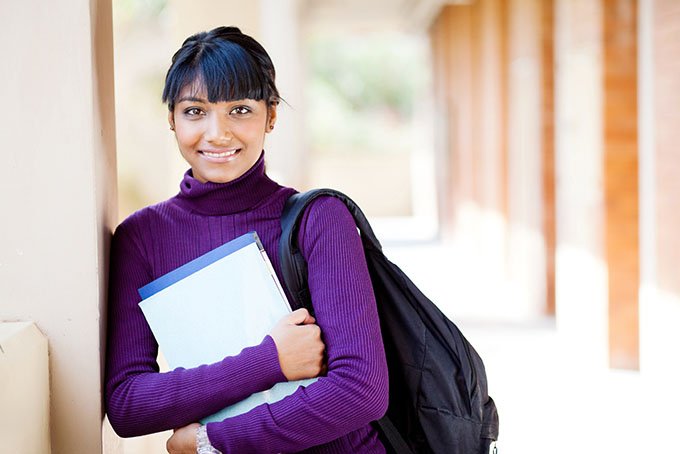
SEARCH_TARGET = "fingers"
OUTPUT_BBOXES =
[285,308,315,325]
[167,423,200,454]
[270,312,326,381]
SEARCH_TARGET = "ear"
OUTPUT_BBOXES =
[168,111,175,131]
[266,103,277,133]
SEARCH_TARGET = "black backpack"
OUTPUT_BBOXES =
[279,189,499,454]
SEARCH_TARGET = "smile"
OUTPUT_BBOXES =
[201,149,240,158]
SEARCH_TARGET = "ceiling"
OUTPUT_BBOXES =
[299,0,465,32]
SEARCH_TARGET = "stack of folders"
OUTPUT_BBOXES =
[138,231,317,424]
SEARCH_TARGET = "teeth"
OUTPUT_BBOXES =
[203,149,238,158]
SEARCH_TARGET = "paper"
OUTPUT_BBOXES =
[138,232,317,423]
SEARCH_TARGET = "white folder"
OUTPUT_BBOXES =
[138,231,317,424]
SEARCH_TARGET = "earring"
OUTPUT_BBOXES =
[170,124,175,131]
[269,124,275,131]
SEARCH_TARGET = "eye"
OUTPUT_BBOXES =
[183,107,204,117]
[230,106,251,115]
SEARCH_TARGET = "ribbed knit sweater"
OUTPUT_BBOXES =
[105,152,388,453]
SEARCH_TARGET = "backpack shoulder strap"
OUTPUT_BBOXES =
[279,188,381,310]
[279,189,414,454]
[279,190,319,311]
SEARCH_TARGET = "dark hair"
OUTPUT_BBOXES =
[162,26,280,111]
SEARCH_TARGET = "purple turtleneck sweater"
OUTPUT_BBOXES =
[105,153,388,453]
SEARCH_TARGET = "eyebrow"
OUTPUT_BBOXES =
[176,96,207,104]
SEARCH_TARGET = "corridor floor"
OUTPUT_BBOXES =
[386,240,674,454]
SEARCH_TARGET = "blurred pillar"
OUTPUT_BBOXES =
[555,0,640,369]
[168,0,306,188]
[541,0,557,317]
[603,0,639,370]
[472,0,509,289]
[554,0,608,368]
[170,0,262,39]
[506,0,551,318]
[650,1,680,321]
[430,5,475,234]
[0,0,117,452]
[432,1,558,320]
[639,0,680,378]
[433,0,507,226]
[260,0,306,188]
[473,0,507,218]
[430,10,454,232]
[430,2,509,303]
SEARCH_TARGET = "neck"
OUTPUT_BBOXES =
[173,151,281,215]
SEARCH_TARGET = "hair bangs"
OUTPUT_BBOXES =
[163,40,270,110]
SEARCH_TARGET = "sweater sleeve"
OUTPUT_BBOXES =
[205,196,389,453]
[105,217,287,437]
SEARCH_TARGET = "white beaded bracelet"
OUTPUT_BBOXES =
[196,425,222,454]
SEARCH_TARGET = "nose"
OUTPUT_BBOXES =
[205,113,232,145]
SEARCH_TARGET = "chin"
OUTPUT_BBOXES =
[201,169,243,184]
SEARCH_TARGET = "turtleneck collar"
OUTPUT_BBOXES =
[173,151,281,216]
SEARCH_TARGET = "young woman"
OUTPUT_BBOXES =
[105,26,388,453]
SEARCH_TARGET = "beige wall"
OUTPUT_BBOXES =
[0,0,117,452]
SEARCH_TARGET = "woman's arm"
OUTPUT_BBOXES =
[105,220,288,437]
[205,196,389,453]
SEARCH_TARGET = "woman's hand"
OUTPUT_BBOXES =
[166,423,199,454]
[270,308,326,381]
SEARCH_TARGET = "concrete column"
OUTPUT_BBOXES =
[0,0,117,452]
[0,323,50,453]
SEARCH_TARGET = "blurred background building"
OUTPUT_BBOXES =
[1,0,679,453]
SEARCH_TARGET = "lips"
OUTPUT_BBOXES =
[200,148,240,158]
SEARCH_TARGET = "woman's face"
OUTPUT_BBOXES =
[169,84,276,184]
